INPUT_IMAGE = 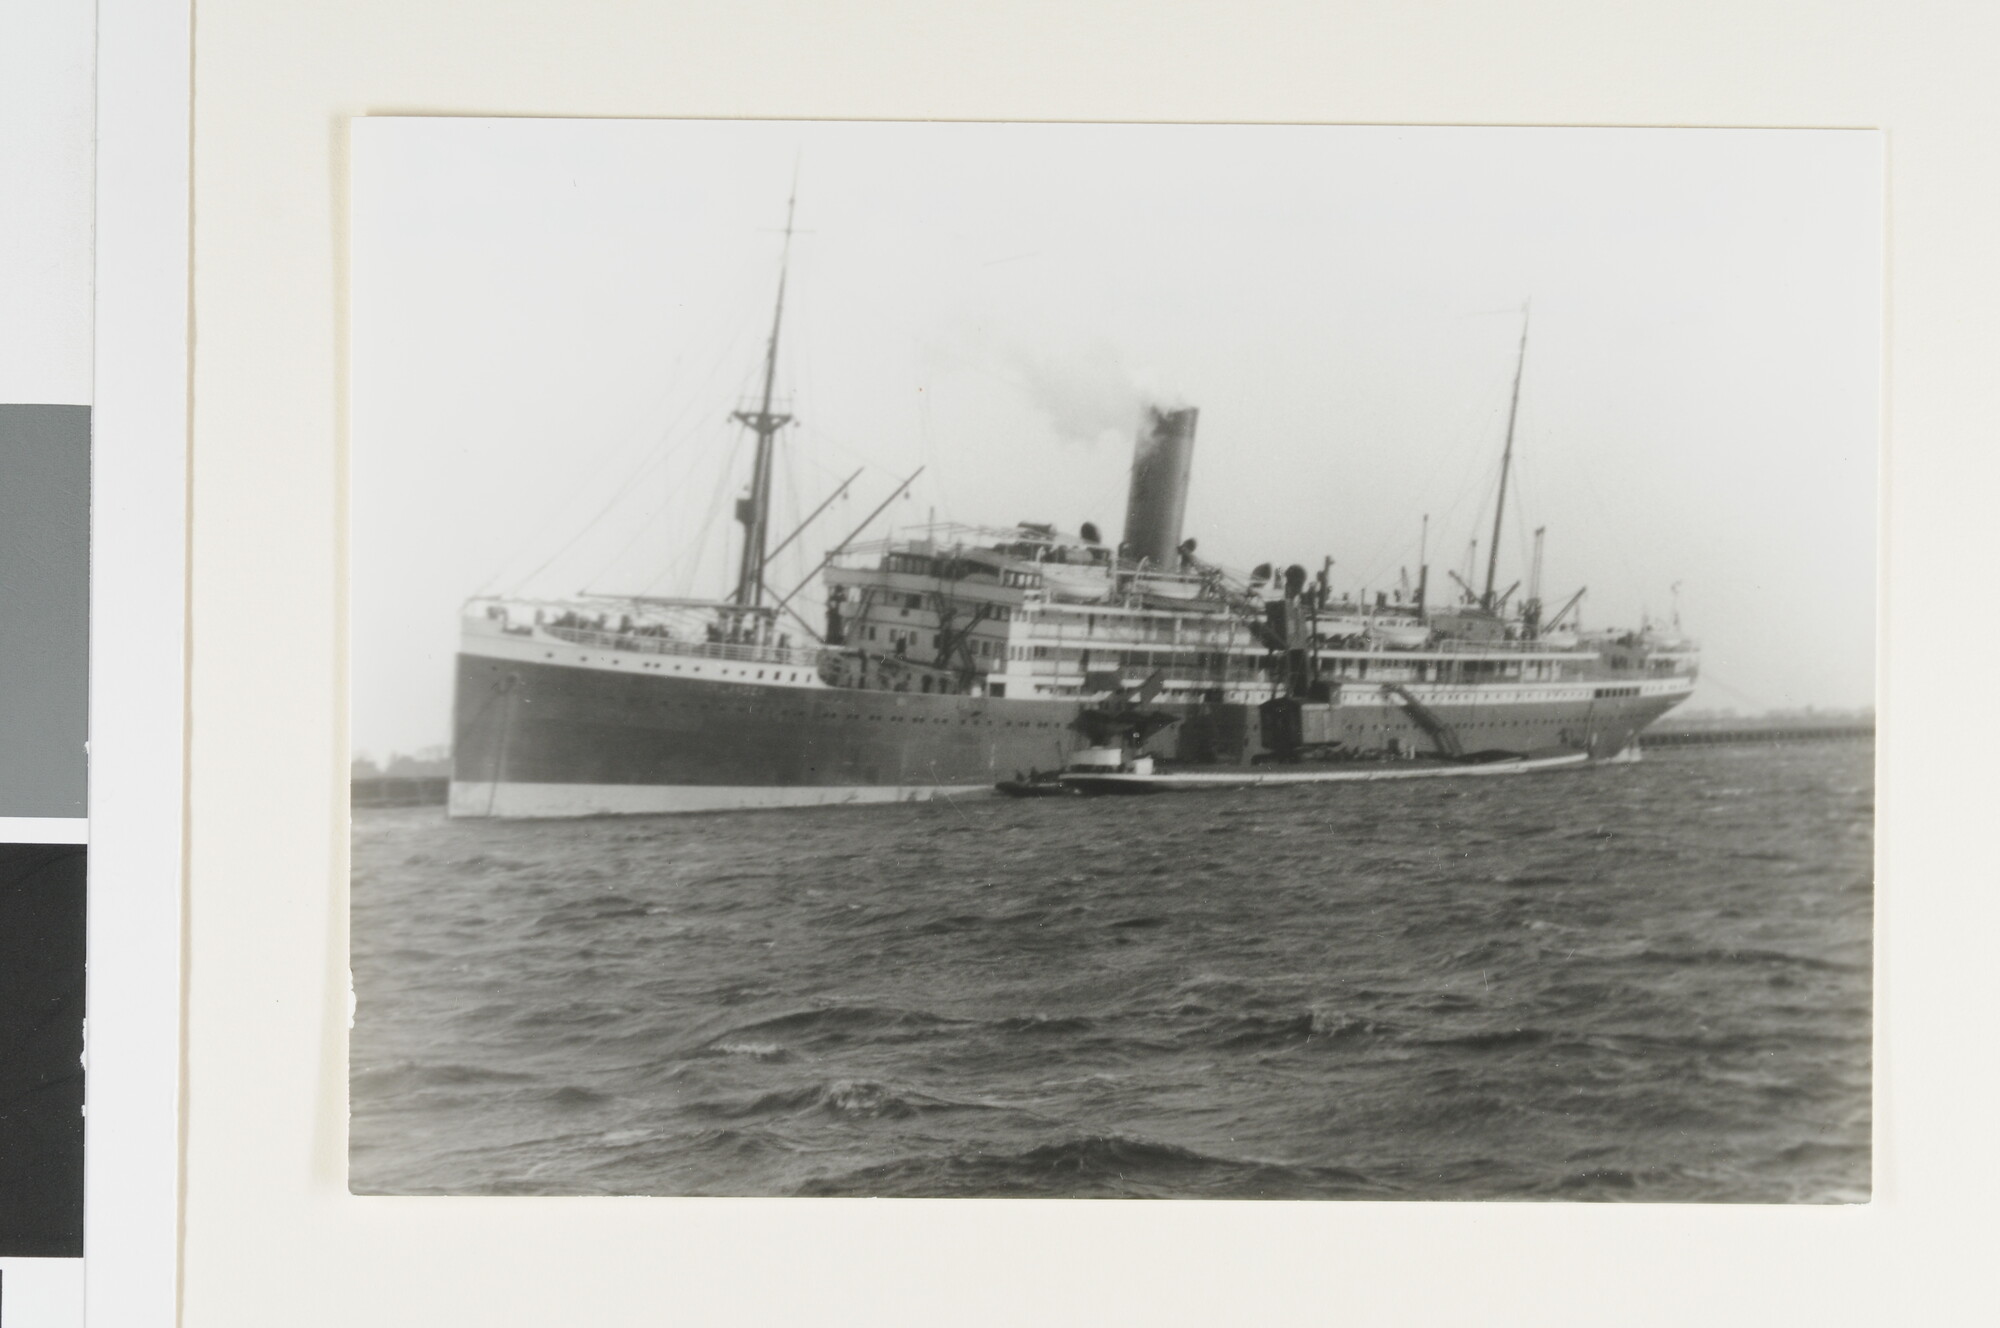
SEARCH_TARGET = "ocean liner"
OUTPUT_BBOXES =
[449,202,1698,817]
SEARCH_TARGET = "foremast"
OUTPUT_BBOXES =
[731,181,799,610]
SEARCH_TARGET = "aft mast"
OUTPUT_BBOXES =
[1525,525,1546,637]
[731,180,799,611]
[1482,303,1530,611]
[1415,513,1429,614]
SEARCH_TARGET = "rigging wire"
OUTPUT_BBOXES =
[1397,322,1539,603]
[1697,670,1773,712]
[584,452,720,593]
[582,407,754,592]
[1349,442,1502,595]
[1509,437,1538,597]
[491,298,764,597]
[776,433,807,602]
[1349,350,1515,595]
[655,428,746,599]
[1418,316,1533,592]
[477,202,895,610]
[471,358,692,597]
[795,425,907,490]
[507,217,797,600]
[1568,428,1656,612]
[496,285,764,589]
[780,242,828,591]
[503,413,713,598]
[913,340,944,533]
[500,427,688,597]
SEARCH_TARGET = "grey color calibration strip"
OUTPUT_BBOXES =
[0,405,89,818]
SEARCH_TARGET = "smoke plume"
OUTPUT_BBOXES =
[925,316,1181,448]
[1002,338,1156,448]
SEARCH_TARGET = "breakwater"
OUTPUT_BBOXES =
[1645,724,1873,748]
[352,775,448,808]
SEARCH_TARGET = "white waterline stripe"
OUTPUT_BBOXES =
[446,781,997,818]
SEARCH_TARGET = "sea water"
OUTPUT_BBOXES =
[349,741,1872,1201]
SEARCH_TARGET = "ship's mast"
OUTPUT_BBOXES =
[731,181,799,609]
[1525,524,1546,637]
[1528,525,1546,607]
[1416,513,1429,614]
[1482,303,1530,610]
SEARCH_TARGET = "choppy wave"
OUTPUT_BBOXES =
[351,1061,539,1094]
[699,1003,970,1051]
[351,742,1873,1202]
[796,1133,1394,1199]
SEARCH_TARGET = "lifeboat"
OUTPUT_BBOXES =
[1366,617,1431,649]
[1134,573,1206,603]
[1037,560,1114,603]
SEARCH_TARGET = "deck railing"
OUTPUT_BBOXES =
[1423,637,1593,656]
[1012,629,1695,665]
[542,625,823,669]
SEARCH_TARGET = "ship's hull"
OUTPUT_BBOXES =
[448,647,1692,817]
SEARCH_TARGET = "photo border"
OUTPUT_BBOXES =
[186,3,1992,1323]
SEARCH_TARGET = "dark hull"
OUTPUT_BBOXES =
[449,652,1689,816]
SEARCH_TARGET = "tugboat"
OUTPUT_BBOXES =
[1049,742,1589,796]
[1043,603,1591,796]
[995,770,1077,799]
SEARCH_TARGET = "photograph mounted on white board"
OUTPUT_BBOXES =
[349,119,1876,1200]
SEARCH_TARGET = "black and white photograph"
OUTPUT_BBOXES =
[348,119,1876,1201]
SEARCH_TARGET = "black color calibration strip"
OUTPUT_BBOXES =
[0,845,87,1258]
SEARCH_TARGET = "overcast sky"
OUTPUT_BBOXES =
[352,119,1879,761]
